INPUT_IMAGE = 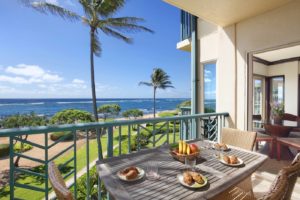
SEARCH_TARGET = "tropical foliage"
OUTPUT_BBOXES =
[50,109,94,124]
[139,68,174,118]
[97,104,121,121]
[271,101,284,118]
[0,112,48,128]
[177,100,191,108]
[122,109,143,119]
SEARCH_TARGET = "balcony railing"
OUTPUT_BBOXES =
[180,10,193,41]
[0,112,229,200]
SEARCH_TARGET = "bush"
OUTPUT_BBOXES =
[50,109,94,124]
[14,143,33,153]
[177,100,191,109]
[50,131,73,141]
[0,144,10,157]
[0,112,48,128]
[71,166,107,200]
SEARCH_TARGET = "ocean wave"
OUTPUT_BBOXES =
[56,101,92,104]
[0,102,44,106]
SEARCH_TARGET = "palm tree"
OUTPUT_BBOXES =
[21,0,153,161]
[22,0,153,122]
[139,68,174,118]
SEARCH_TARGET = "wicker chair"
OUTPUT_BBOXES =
[221,128,257,151]
[211,153,300,200]
[48,161,74,200]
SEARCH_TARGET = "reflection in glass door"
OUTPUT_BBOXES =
[270,76,284,104]
[253,78,263,115]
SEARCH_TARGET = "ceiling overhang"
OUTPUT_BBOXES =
[163,0,292,27]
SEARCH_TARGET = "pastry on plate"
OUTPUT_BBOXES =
[223,155,230,164]
[120,166,140,180]
[229,155,238,164]
[183,172,193,185]
[189,171,204,184]
[125,169,138,180]
[219,143,228,150]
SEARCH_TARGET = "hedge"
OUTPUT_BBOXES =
[50,131,73,141]
[0,144,10,157]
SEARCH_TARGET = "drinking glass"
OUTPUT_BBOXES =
[185,156,196,170]
[146,161,160,180]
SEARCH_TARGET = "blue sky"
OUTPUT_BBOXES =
[0,0,191,98]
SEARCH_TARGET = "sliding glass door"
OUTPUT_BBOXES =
[270,76,284,104]
[203,63,216,113]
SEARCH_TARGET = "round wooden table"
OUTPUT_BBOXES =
[264,120,300,160]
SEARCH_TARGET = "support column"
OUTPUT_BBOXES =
[191,15,199,139]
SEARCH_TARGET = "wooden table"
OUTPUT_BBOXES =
[276,138,300,161]
[97,140,267,200]
[264,120,300,159]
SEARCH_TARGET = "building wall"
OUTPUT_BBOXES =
[253,61,299,115]
[198,0,300,129]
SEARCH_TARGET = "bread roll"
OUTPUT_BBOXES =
[183,172,193,185]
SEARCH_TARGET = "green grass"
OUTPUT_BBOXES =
[158,110,178,118]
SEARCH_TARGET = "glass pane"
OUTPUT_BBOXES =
[271,77,284,104]
[204,63,216,113]
[253,79,262,115]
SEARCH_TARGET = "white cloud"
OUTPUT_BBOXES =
[204,78,211,83]
[96,83,118,92]
[4,64,63,83]
[72,79,85,84]
[0,75,29,84]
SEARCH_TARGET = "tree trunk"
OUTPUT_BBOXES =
[90,28,99,122]
[153,87,156,118]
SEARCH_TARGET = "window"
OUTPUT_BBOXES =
[270,76,284,104]
[253,78,263,115]
[204,63,216,113]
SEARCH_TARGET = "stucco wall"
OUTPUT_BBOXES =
[235,0,300,129]
[198,0,300,129]
[253,61,299,115]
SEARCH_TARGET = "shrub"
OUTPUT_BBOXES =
[50,109,94,124]
[0,144,10,157]
[97,104,121,121]
[177,100,191,109]
[14,143,33,153]
[50,131,73,141]
[71,166,107,200]
[0,112,48,128]
[122,109,143,119]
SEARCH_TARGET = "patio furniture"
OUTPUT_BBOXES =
[220,128,257,196]
[220,128,257,151]
[212,153,300,200]
[264,122,299,160]
[48,161,74,200]
[97,139,267,200]
[255,132,274,158]
[276,138,300,161]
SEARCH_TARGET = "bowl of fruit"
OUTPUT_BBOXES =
[169,140,200,162]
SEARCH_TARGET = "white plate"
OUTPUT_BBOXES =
[219,157,244,167]
[177,173,208,189]
[117,167,145,182]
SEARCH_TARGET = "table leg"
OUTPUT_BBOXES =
[277,142,281,161]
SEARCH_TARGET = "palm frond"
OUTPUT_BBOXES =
[105,17,154,33]
[96,0,125,17]
[25,1,80,22]
[139,82,152,87]
[79,0,94,19]
[91,33,102,57]
[100,27,133,44]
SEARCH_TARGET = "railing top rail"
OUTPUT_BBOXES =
[0,112,229,137]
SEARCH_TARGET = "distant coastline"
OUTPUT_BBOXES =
[0,98,190,118]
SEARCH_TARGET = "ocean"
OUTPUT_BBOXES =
[0,98,190,118]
